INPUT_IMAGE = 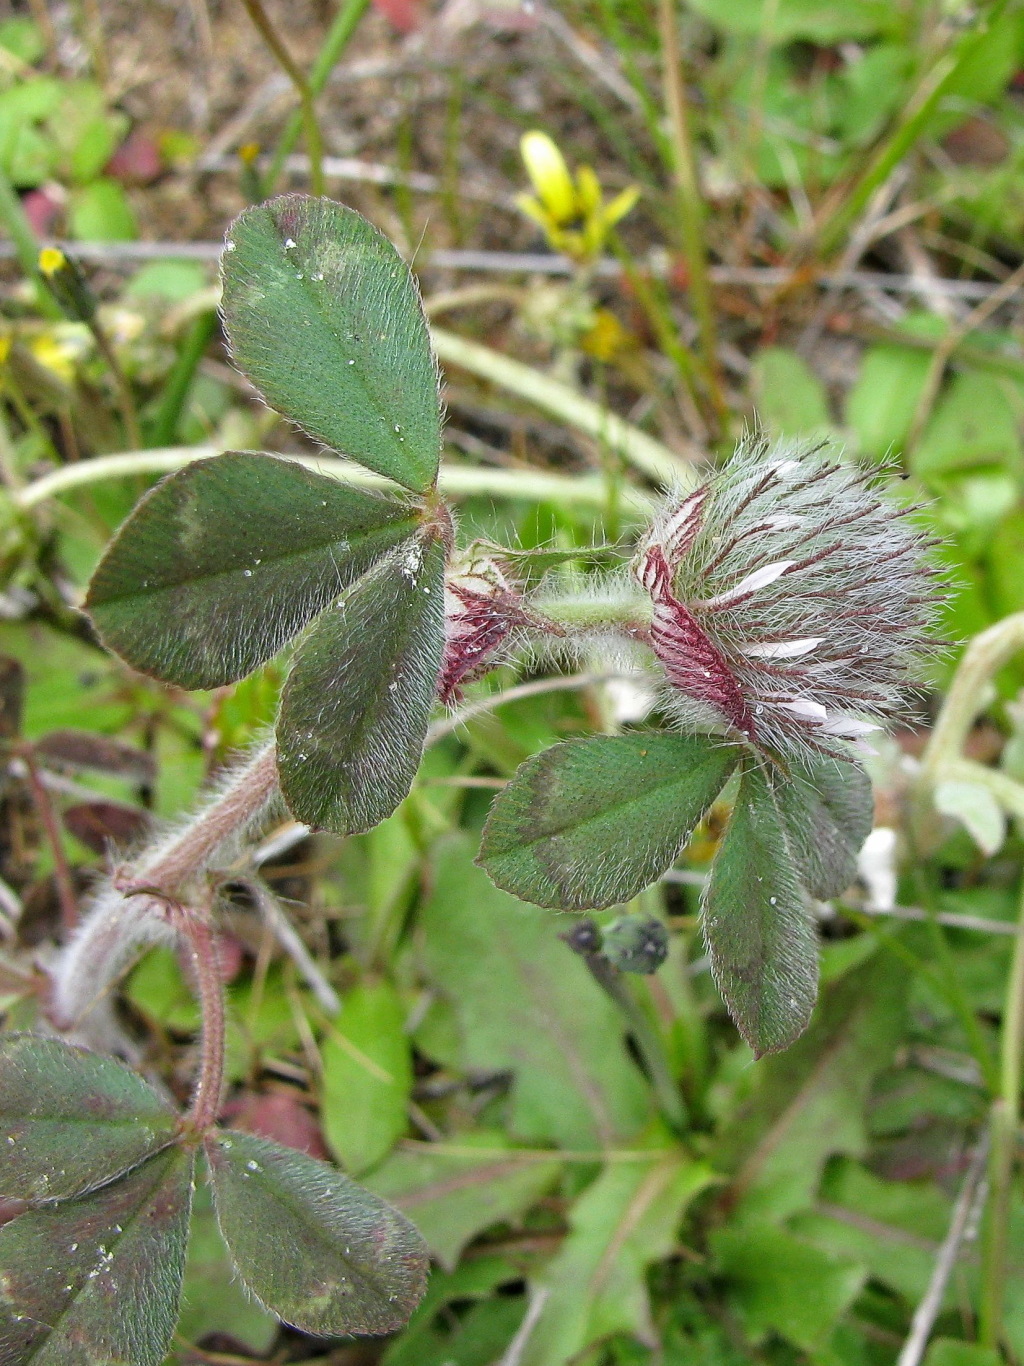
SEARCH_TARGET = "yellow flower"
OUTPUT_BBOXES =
[519,131,576,225]
[516,131,640,265]
[38,246,67,278]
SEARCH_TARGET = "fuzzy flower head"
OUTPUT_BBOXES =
[634,435,941,763]
[438,557,529,706]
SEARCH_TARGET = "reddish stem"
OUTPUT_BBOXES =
[174,901,226,1135]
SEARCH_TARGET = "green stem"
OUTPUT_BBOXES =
[578,942,687,1132]
[240,0,325,196]
[914,611,1024,849]
[430,326,695,487]
[146,310,218,447]
[978,873,1024,1348]
[13,445,658,515]
[87,317,141,450]
[656,0,722,415]
[534,589,652,631]
[263,0,370,195]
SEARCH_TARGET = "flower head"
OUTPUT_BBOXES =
[516,131,640,265]
[635,435,941,763]
[438,558,529,706]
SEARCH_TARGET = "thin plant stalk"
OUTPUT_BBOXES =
[264,0,370,196]
[656,0,722,416]
[14,445,659,516]
[431,325,697,484]
[147,310,218,447]
[240,0,326,197]
[86,314,142,450]
[576,939,688,1133]
[978,873,1024,1348]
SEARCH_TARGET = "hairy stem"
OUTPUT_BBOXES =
[176,900,227,1134]
[49,742,279,1032]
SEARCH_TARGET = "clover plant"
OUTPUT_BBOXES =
[0,195,939,1361]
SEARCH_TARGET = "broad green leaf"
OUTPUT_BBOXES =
[277,531,445,834]
[790,1159,952,1306]
[206,1129,429,1336]
[772,756,874,899]
[711,1221,865,1352]
[0,1144,194,1366]
[67,178,137,240]
[321,981,413,1176]
[221,195,441,493]
[86,452,418,690]
[478,734,738,910]
[717,952,907,1221]
[702,763,818,1056]
[523,1139,715,1366]
[380,1258,521,1366]
[846,343,932,461]
[913,371,1022,482]
[0,1033,178,1201]
[367,1131,562,1271]
[749,347,831,436]
[420,836,650,1148]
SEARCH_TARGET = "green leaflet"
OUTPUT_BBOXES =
[478,733,738,910]
[0,1145,194,1366]
[702,761,818,1057]
[86,451,419,690]
[321,980,413,1176]
[221,196,442,493]
[771,754,874,899]
[0,1033,178,1201]
[206,1129,429,1337]
[277,531,445,834]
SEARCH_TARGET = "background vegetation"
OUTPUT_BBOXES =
[3,1,1024,1363]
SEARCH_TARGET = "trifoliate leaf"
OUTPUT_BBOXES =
[86,452,419,689]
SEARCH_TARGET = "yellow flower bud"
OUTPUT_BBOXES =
[38,246,67,278]
[520,131,576,226]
